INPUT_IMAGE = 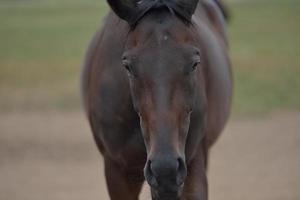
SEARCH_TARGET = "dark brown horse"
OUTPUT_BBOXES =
[82,0,232,199]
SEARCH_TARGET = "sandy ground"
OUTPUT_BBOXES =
[0,111,299,200]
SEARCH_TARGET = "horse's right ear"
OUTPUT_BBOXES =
[106,0,153,26]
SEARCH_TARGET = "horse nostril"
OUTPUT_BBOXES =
[177,157,184,172]
[176,157,187,186]
[144,160,159,188]
[145,157,187,188]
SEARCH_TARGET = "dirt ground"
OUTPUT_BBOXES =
[0,111,299,200]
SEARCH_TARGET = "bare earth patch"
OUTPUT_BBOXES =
[0,111,299,200]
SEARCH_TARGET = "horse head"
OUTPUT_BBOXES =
[107,0,207,199]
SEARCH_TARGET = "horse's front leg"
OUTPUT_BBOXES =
[181,145,208,200]
[104,157,145,200]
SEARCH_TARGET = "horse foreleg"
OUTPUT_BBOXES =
[181,144,208,200]
[104,157,144,200]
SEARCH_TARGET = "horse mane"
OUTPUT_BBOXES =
[129,0,199,27]
[129,0,229,27]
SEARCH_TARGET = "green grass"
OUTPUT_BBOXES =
[0,0,107,111]
[0,0,299,116]
[229,0,300,115]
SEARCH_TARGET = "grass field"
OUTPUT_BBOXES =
[0,0,299,116]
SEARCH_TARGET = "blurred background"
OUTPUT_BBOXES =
[0,0,299,199]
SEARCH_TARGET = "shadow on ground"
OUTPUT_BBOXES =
[0,111,299,200]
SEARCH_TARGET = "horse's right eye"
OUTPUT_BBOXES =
[122,59,132,72]
[123,62,130,71]
[192,62,199,71]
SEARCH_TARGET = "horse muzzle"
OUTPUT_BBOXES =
[144,155,187,199]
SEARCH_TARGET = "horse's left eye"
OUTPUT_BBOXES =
[122,58,132,73]
[189,52,201,72]
[184,60,200,74]
[122,61,131,71]
[190,58,201,72]
[192,61,199,71]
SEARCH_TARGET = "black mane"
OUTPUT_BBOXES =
[127,0,229,27]
[128,0,199,26]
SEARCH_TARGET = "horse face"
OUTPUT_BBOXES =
[106,0,202,198]
[121,12,205,199]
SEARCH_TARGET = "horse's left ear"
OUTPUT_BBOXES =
[169,0,199,22]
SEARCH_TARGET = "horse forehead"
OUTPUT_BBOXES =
[156,33,171,46]
[139,29,189,57]
[133,17,191,46]
[153,26,190,45]
[137,32,189,75]
[131,29,173,47]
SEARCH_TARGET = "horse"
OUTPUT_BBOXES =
[82,0,232,199]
